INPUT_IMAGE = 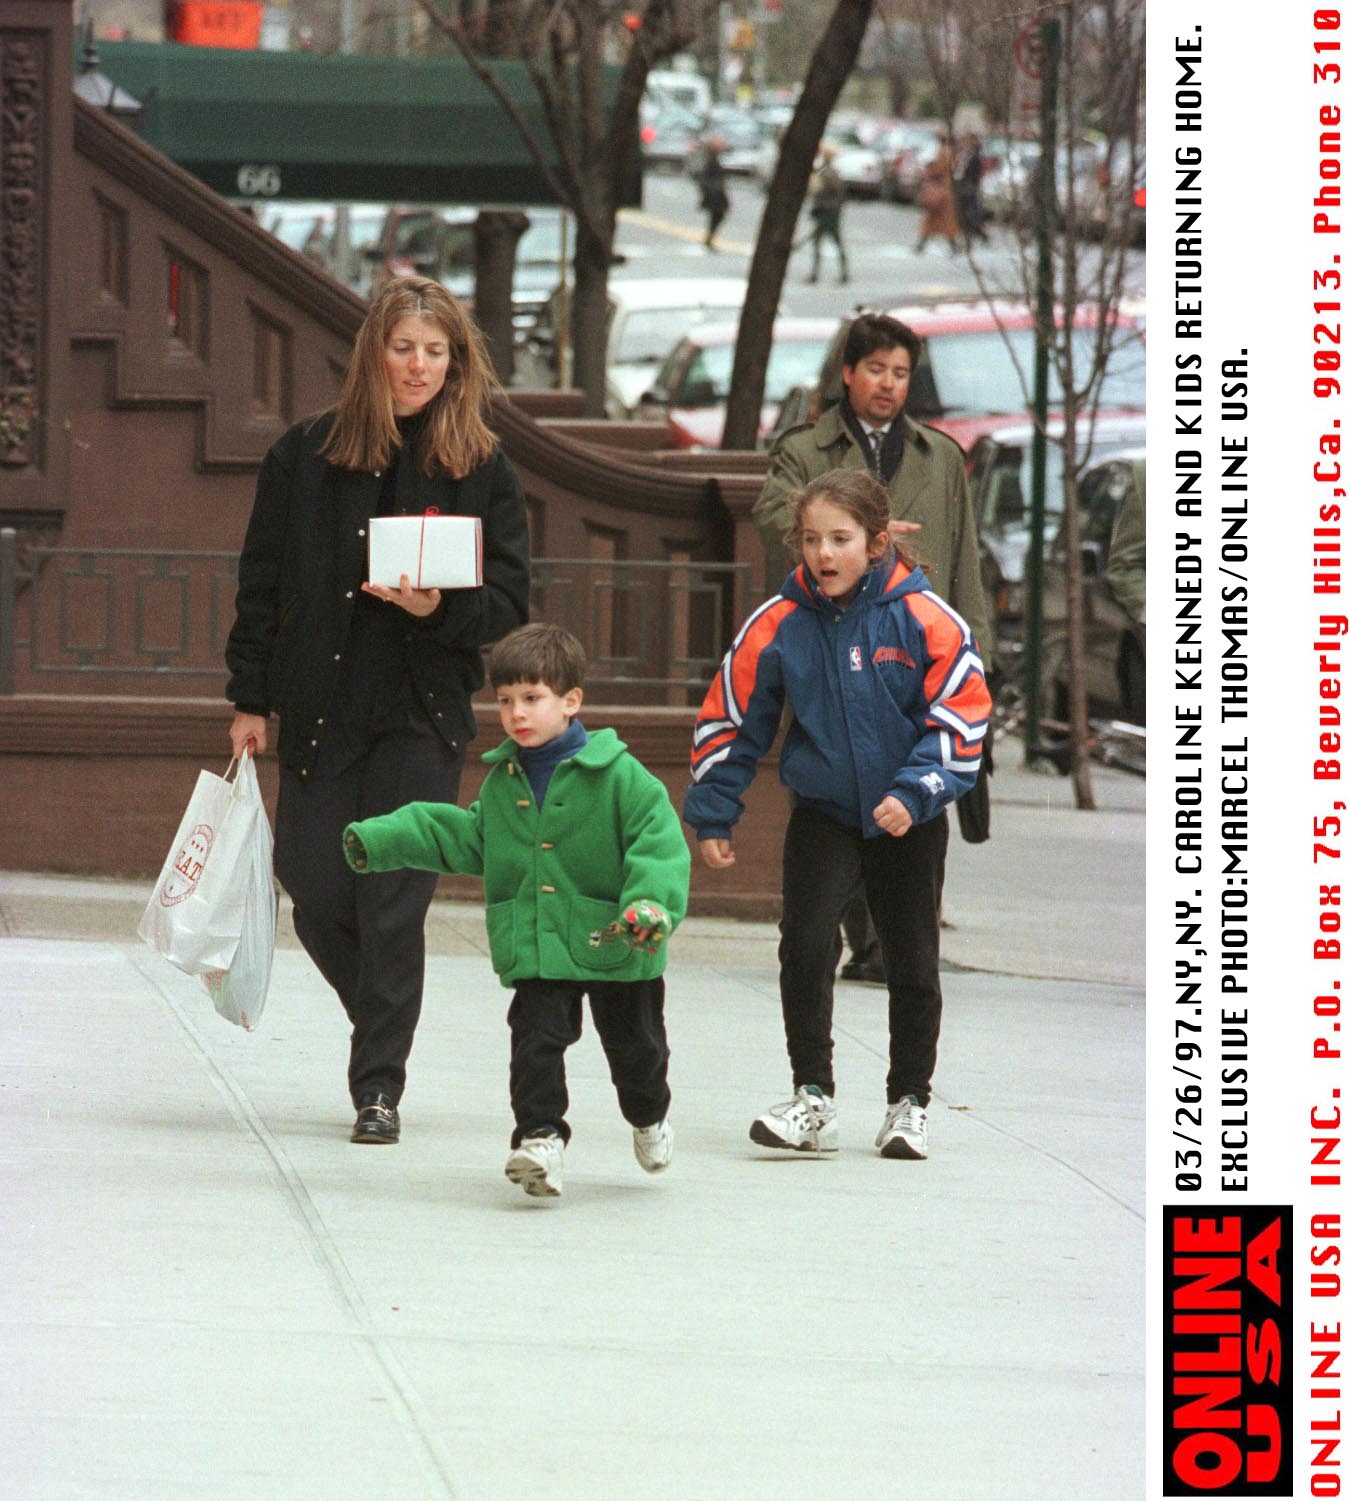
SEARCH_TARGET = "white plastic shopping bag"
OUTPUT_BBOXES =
[138,752,277,1027]
[199,800,277,1032]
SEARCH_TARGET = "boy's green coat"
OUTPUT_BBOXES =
[345,728,690,986]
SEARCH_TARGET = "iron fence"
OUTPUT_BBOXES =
[0,529,760,703]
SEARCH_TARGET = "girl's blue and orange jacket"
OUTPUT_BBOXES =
[683,552,991,841]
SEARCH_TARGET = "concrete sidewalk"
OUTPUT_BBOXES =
[3,751,1145,1500]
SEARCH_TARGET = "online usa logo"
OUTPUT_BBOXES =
[1162,1206,1292,1495]
[873,646,917,670]
[160,823,213,906]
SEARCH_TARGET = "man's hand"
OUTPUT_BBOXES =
[873,795,913,838]
[229,711,268,759]
[888,519,922,544]
[699,837,736,869]
[361,574,442,618]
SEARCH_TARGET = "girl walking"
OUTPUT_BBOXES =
[683,469,989,1160]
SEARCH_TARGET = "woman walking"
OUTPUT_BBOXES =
[225,276,530,1144]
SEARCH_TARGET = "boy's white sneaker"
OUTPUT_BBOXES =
[749,1086,838,1153]
[505,1131,564,1196]
[633,1118,674,1173]
[876,1095,928,1159]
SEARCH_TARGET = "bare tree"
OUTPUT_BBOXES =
[721,0,875,451]
[414,0,719,414]
[909,0,1145,807]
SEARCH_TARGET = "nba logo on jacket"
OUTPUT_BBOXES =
[849,645,863,671]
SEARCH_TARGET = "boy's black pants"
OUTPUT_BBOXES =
[778,805,947,1106]
[274,721,464,1108]
[508,978,671,1146]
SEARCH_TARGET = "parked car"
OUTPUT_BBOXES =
[750,99,796,135]
[821,115,890,197]
[1041,448,1146,724]
[640,103,704,173]
[968,414,1147,641]
[772,298,1146,450]
[604,277,752,416]
[254,200,387,292]
[1075,142,1146,246]
[521,276,756,413]
[365,205,566,338]
[645,68,712,117]
[702,105,775,177]
[635,316,837,449]
[365,203,475,290]
[982,136,1108,226]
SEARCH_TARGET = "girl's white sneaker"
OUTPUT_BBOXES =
[749,1087,838,1153]
[876,1096,928,1159]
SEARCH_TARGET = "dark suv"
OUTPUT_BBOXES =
[1041,448,1147,724]
[968,413,1147,643]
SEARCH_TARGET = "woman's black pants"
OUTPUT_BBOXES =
[274,723,464,1107]
[777,805,947,1106]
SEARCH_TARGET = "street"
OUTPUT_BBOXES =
[612,169,1146,318]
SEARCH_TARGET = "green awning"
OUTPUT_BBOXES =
[87,42,641,207]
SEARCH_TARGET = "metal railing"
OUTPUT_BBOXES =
[0,529,760,702]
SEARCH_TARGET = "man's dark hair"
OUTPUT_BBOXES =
[488,623,587,694]
[841,313,922,372]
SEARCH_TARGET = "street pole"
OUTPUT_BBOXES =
[1022,15,1061,765]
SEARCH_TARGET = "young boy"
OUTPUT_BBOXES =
[341,623,690,1199]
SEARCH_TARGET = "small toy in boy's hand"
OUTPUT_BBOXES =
[588,900,672,953]
[343,829,369,871]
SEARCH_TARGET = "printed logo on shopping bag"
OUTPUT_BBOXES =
[160,823,214,906]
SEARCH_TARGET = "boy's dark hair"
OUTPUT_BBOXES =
[841,313,922,372]
[488,623,587,694]
[786,468,917,569]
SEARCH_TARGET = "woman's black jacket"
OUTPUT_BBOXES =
[225,412,530,778]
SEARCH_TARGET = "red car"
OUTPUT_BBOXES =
[634,317,839,450]
[773,298,1146,454]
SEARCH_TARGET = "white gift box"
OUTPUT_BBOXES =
[367,512,482,590]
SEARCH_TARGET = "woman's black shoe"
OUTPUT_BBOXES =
[351,1092,400,1144]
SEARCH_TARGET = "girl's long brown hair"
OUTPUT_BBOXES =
[321,276,499,477]
[787,468,917,569]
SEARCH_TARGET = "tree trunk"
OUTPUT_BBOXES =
[721,0,874,451]
[473,209,529,385]
[571,217,613,416]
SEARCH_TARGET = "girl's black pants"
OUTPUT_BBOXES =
[777,804,948,1106]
